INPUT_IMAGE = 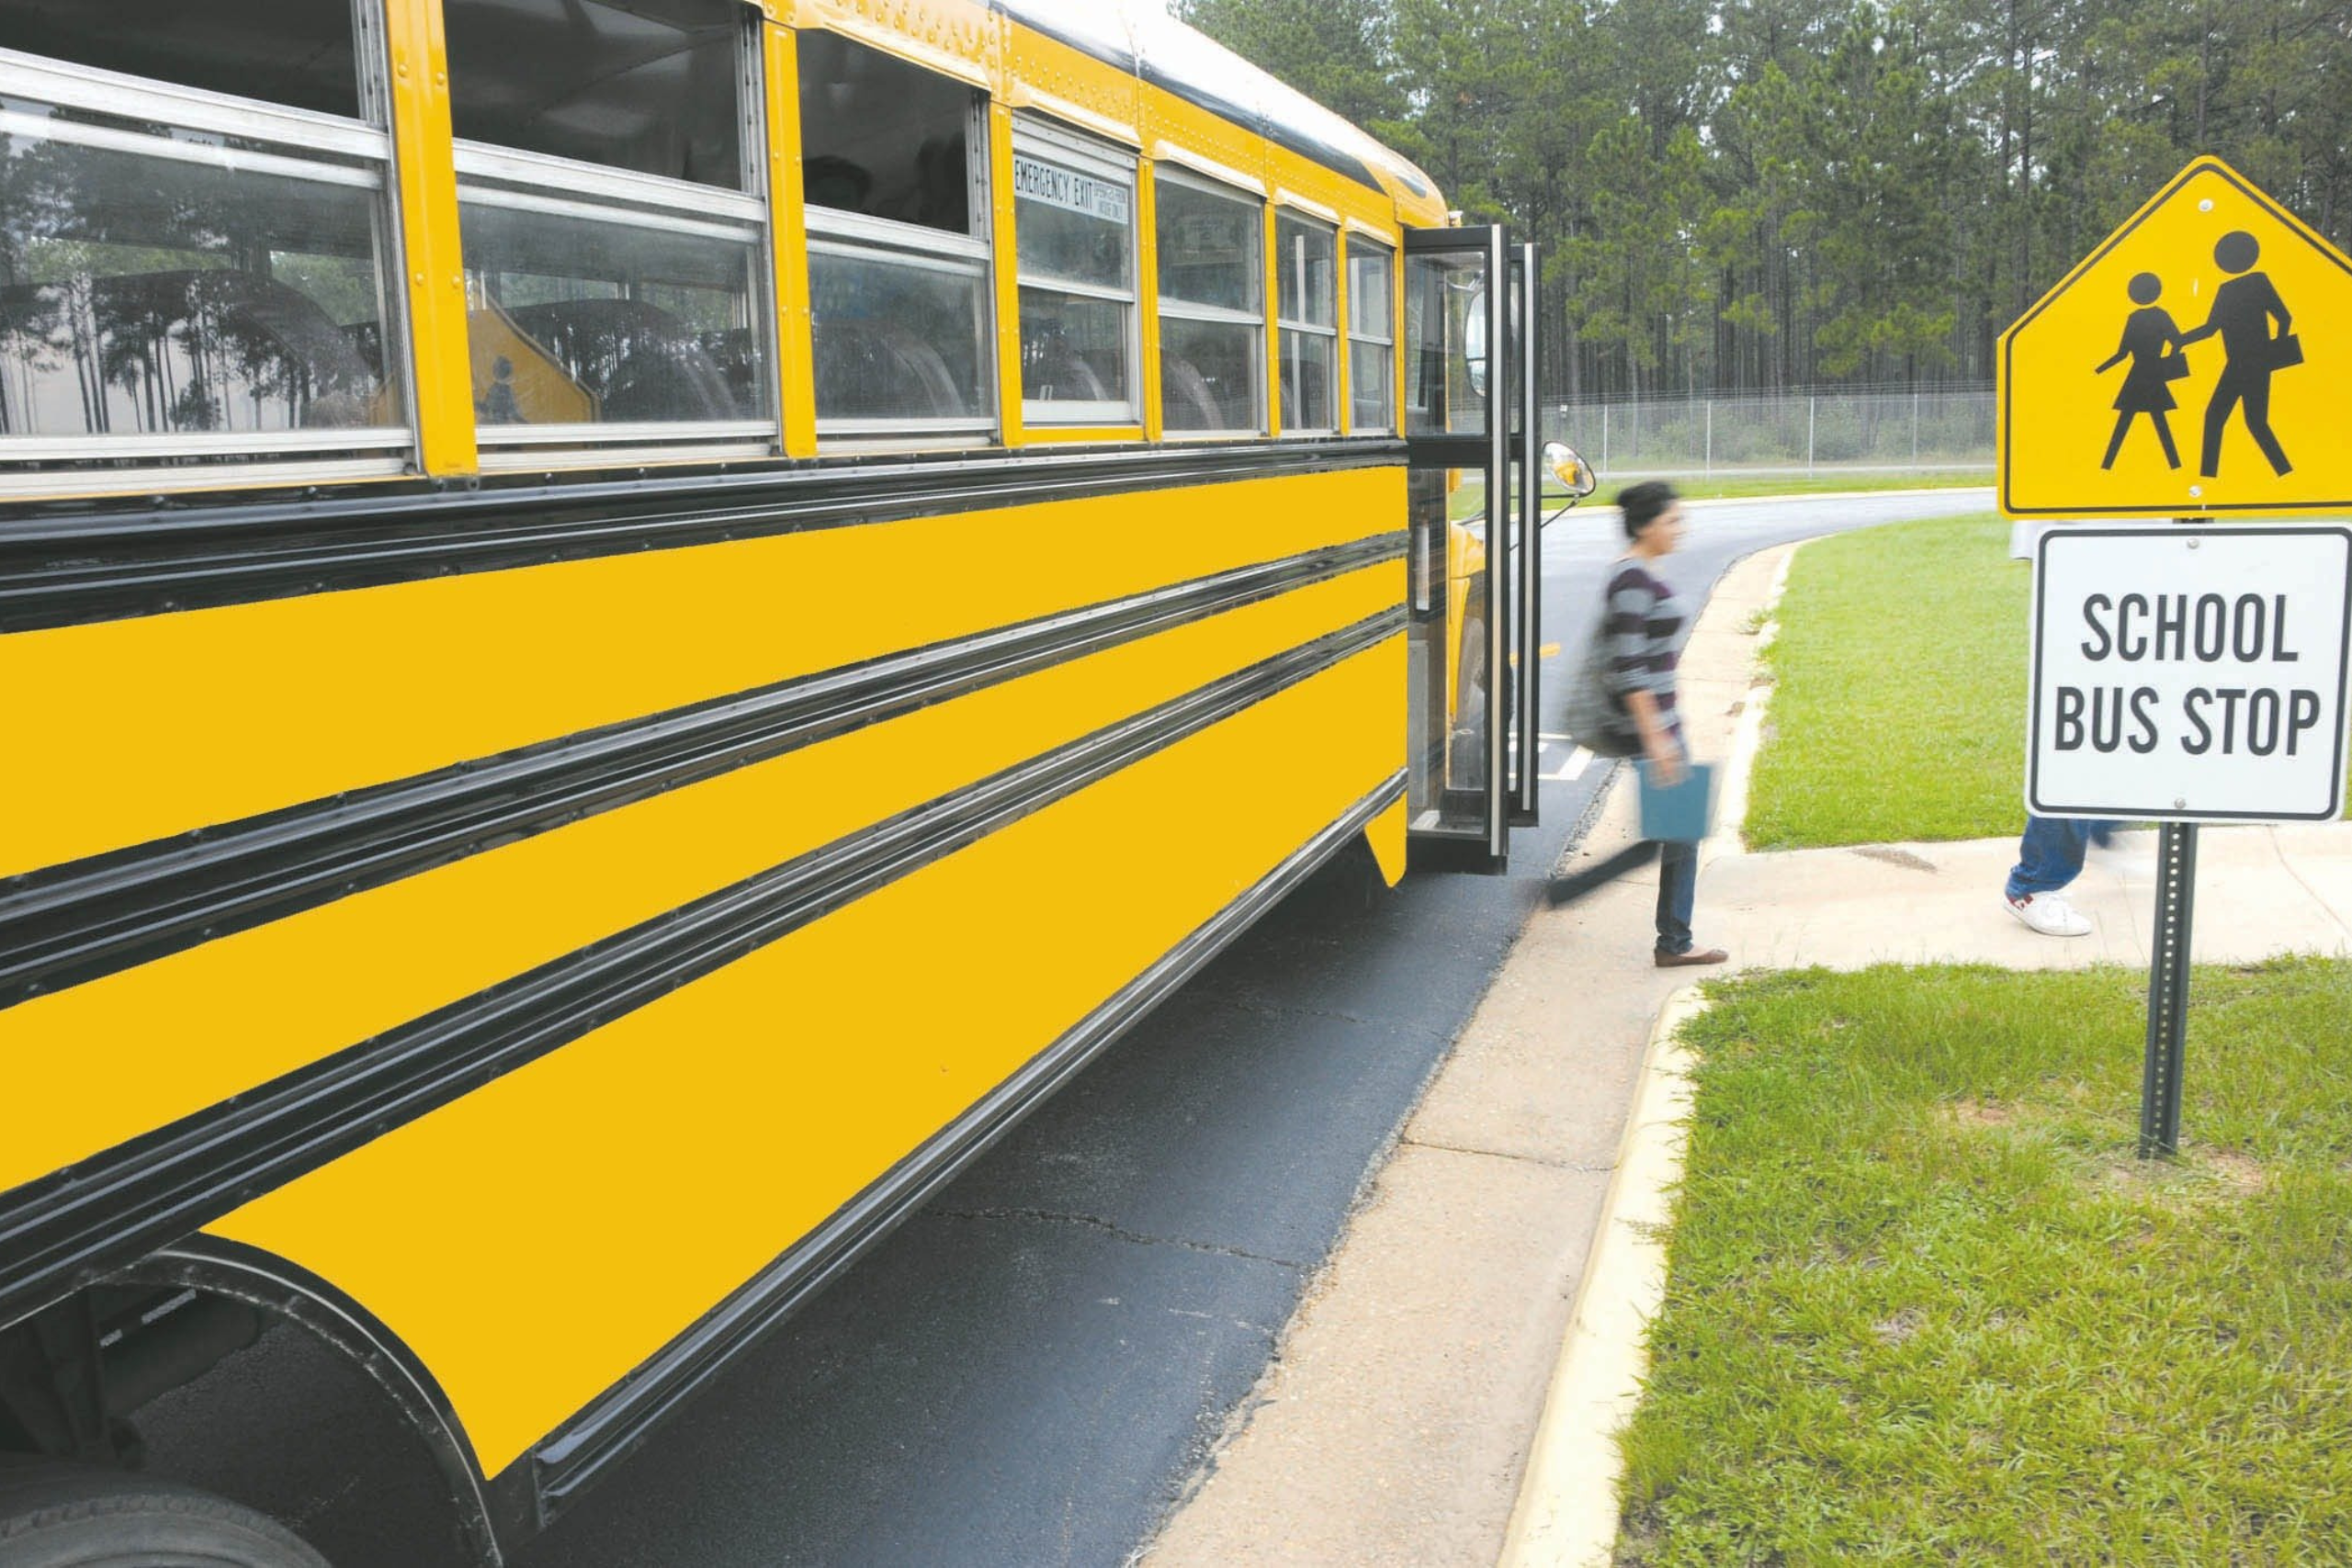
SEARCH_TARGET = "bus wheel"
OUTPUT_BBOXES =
[0,1461,330,1567]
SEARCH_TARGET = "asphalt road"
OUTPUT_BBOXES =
[137,489,1995,1568]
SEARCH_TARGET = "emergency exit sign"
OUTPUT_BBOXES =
[2029,525,2352,821]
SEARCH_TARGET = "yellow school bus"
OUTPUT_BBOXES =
[0,2,1561,1560]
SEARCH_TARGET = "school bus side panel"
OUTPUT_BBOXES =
[202,637,1403,1476]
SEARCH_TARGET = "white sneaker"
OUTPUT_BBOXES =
[2006,891,2092,937]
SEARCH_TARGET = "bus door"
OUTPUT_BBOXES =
[1402,227,1543,871]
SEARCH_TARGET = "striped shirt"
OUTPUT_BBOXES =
[1603,558,1682,738]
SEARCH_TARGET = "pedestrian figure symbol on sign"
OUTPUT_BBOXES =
[2094,272,2188,471]
[2178,230,2299,479]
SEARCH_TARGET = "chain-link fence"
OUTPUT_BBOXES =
[1543,386,1996,479]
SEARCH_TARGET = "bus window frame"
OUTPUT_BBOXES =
[1151,164,1266,439]
[449,6,781,468]
[1273,203,1340,438]
[800,67,998,452]
[0,36,419,492]
[1011,114,1142,432]
[1343,227,1397,435]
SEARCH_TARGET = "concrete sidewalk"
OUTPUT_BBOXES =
[1141,536,2352,1568]
[1710,823,2352,971]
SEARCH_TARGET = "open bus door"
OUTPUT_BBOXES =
[1403,228,1544,872]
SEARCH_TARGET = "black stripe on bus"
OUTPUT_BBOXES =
[0,535,1401,1010]
[512,763,1408,1537]
[0,438,1405,634]
[0,608,1403,1339]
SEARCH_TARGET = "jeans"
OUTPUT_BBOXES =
[2006,815,2118,899]
[1657,838,1698,954]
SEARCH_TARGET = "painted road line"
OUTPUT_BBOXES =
[1542,747,1591,783]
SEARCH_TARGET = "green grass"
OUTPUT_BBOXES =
[1661,468,1992,502]
[1444,469,1990,522]
[1619,960,2352,1567]
[1746,513,2024,849]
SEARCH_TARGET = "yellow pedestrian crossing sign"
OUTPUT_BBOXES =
[2001,158,2352,517]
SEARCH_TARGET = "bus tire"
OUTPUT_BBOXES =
[0,1461,330,1568]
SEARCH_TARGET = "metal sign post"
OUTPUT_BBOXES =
[2139,821,2199,1156]
[2139,517,2205,1161]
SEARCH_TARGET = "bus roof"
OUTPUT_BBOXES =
[994,1,1443,221]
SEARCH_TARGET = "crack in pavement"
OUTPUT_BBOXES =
[933,1206,1306,1270]
[1396,1134,1616,1175]
[2267,827,2352,945]
[1212,992,1432,1033]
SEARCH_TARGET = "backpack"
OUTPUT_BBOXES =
[1560,610,1643,759]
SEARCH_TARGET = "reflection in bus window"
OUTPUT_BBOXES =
[447,0,771,450]
[444,0,744,189]
[808,249,990,423]
[1347,238,1395,432]
[1276,211,1336,433]
[1404,251,1486,438]
[1155,172,1262,434]
[1020,291,1127,409]
[797,31,993,436]
[0,48,407,473]
[458,203,761,426]
[1014,120,1136,425]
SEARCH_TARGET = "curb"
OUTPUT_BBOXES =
[1704,544,1798,872]
[1495,986,1708,1568]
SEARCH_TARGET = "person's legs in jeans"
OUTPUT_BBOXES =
[1656,838,1697,954]
[2006,815,2092,900]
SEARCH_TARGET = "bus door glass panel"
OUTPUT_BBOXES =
[1401,229,1513,864]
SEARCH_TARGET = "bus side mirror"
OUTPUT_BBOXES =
[1544,441,1597,501]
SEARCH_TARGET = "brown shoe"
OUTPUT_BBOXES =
[1655,947,1729,968]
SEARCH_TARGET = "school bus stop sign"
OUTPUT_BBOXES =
[2002,158,2352,517]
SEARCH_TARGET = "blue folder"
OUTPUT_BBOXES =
[1637,760,1719,844]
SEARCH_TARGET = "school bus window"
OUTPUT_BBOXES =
[1276,210,1337,434]
[797,31,993,437]
[1013,118,1137,426]
[0,14,410,479]
[0,0,364,118]
[444,0,744,188]
[1155,170,1263,435]
[1347,237,1395,433]
[445,0,775,455]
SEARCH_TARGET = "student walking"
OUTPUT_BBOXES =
[1603,482,1726,968]
[2004,816,2120,936]
[2094,272,2187,470]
